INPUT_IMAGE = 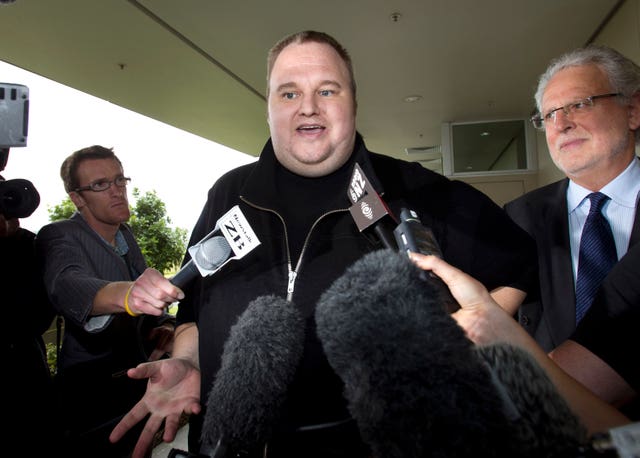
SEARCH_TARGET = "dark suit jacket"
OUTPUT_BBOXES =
[35,212,169,442]
[505,178,640,352]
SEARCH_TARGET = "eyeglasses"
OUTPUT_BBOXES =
[530,92,622,130]
[74,176,131,193]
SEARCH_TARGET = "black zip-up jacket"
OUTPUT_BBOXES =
[177,134,537,453]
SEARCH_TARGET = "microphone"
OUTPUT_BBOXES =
[347,163,397,249]
[315,249,586,457]
[170,205,261,289]
[170,236,231,289]
[393,207,459,313]
[476,343,587,457]
[200,294,305,456]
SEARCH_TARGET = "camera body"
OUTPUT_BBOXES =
[0,82,39,219]
[0,82,29,149]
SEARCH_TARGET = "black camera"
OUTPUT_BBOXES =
[0,82,39,219]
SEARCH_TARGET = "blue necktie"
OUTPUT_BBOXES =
[574,192,617,323]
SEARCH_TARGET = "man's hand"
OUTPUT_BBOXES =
[109,358,201,458]
[125,268,185,316]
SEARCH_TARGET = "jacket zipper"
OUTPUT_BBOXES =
[241,196,348,301]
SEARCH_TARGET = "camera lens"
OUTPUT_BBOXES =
[0,178,40,219]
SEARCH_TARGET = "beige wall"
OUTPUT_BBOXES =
[464,0,640,205]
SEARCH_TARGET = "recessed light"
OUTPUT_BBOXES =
[480,131,490,137]
[404,95,422,103]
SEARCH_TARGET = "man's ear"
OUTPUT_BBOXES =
[628,92,640,131]
[69,191,84,210]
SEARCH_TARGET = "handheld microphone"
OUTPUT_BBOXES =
[347,163,397,249]
[200,294,305,456]
[170,205,261,289]
[393,207,459,313]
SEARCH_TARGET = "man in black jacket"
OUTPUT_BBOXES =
[110,31,537,458]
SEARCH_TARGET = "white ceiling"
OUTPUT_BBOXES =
[0,0,623,166]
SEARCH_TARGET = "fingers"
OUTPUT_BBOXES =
[161,414,181,443]
[126,268,185,316]
[109,399,150,443]
[131,415,166,458]
[127,360,161,380]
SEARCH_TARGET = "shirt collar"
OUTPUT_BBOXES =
[568,157,640,212]
[113,229,129,256]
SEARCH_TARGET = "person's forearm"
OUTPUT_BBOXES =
[507,330,630,435]
[92,281,131,315]
[172,323,199,368]
[489,286,526,316]
[550,340,636,408]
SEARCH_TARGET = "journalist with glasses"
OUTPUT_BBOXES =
[505,45,640,419]
[35,145,185,457]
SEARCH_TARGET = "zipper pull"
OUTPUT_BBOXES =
[287,269,298,296]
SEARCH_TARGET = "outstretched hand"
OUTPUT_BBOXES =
[109,357,201,458]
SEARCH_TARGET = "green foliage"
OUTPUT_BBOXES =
[47,197,76,222]
[48,188,187,275]
[128,188,188,274]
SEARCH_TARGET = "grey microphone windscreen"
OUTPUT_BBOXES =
[200,294,305,455]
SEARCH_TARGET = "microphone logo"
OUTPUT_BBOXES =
[189,205,261,277]
[349,166,367,204]
[360,201,374,220]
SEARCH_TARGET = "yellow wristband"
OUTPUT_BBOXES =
[124,283,139,317]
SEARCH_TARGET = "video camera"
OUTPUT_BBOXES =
[0,82,40,219]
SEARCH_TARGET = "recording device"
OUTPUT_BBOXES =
[0,82,39,220]
[347,163,397,249]
[0,176,40,219]
[170,205,261,289]
[393,208,442,258]
[0,82,38,218]
[0,82,28,149]
[200,294,305,457]
[393,207,459,312]
[315,249,588,458]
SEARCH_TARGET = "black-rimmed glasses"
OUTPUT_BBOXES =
[530,92,622,130]
[74,176,131,193]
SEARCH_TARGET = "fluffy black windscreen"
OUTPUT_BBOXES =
[201,294,305,455]
[316,249,589,457]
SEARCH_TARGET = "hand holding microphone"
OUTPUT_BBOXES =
[120,267,185,317]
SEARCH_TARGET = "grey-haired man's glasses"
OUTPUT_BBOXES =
[74,176,131,193]
[530,93,621,130]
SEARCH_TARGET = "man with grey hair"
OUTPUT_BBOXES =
[505,45,640,354]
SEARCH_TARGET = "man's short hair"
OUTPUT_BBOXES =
[534,45,640,143]
[60,145,122,193]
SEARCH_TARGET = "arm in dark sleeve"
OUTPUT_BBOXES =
[571,244,640,392]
